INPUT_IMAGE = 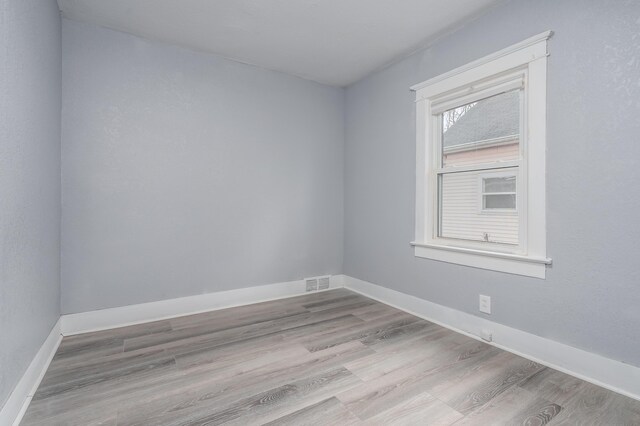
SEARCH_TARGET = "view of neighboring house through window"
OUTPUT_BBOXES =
[438,90,521,246]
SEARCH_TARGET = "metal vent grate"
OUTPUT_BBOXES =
[318,276,330,290]
[305,278,318,292]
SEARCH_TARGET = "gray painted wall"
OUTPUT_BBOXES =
[61,20,344,314]
[344,0,640,367]
[0,0,61,409]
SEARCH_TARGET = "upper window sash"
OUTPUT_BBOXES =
[434,84,524,175]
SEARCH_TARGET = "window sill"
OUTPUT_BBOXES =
[410,242,551,279]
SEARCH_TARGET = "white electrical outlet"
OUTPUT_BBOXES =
[479,295,491,314]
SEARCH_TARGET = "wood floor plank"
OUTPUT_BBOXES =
[168,301,309,331]
[518,367,588,407]
[545,382,640,425]
[125,310,363,355]
[22,354,179,424]
[337,340,501,420]
[21,411,117,426]
[367,391,463,425]
[264,397,362,426]
[52,320,172,363]
[302,293,362,310]
[358,317,434,346]
[113,341,373,425]
[432,351,545,415]
[121,367,361,426]
[507,400,562,426]
[20,289,640,426]
[34,351,176,400]
[343,327,472,381]
[209,367,362,426]
[124,310,313,352]
[451,386,560,426]
[348,301,400,321]
[172,314,364,369]
[304,312,420,352]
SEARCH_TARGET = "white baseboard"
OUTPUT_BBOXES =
[0,319,62,426]
[343,275,640,402]
[61,276,346,336]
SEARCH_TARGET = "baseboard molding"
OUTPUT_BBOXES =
[61,276,346,336]
[0,319,62,426]
[343,275,640,402]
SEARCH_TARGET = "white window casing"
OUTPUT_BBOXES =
[411,31,552,279]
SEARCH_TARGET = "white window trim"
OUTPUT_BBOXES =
[411,31,552,279]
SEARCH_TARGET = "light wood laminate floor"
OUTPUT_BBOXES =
[22,289,640,425]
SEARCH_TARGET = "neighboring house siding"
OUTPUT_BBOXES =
[441,178,518,245]
[443,141,519,167]
[440,141,519,245]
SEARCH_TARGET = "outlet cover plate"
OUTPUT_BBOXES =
[479,295,491,314]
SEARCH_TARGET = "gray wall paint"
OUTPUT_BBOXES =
[61,20,344,314]
[0,0,61,408]
[344,0,640,367]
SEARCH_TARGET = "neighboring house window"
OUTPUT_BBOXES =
[411,32,552,278]
[480,173,517,212]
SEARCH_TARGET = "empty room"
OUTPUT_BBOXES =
[2,0,640,424]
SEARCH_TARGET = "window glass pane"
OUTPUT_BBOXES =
[441,90,520,168]
[483,176,516,193]
[438,170,519,245]
[484,194,516,209]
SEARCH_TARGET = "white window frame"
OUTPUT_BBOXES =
[411,31,552,279]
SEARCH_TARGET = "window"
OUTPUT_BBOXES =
[480,174,517,212]
[411,32,552,278]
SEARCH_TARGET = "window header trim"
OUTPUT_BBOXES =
[410,31,552,93]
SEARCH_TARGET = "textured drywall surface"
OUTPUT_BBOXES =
[0,0,61,409]
[344,0,640,367]
[61,19,344,313]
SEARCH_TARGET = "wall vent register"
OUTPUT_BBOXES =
[305,276,331,292]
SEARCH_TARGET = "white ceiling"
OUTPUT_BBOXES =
[57,0,502,87]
